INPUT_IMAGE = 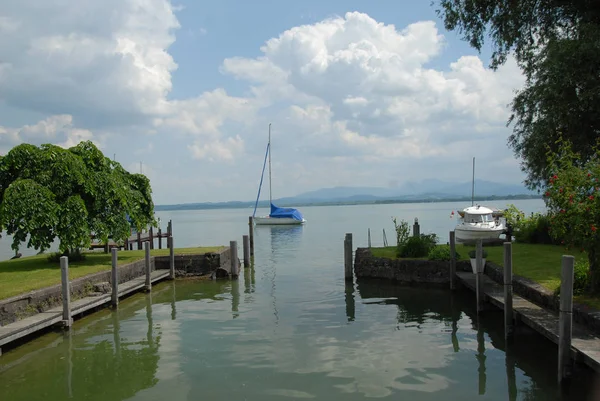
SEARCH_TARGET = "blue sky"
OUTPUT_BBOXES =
[0,0,524,204]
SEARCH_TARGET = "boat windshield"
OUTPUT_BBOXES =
[465,213,494,223]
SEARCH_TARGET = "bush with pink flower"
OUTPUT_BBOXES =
[545,138,600,293]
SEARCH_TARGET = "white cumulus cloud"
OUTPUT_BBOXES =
[0,5,528,202]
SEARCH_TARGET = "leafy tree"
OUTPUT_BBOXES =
[0,141,155,256]
[434,0,600,190]
[545,138,600,293]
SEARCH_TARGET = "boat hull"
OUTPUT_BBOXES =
[455,225,505,242]
[254,216,306,225]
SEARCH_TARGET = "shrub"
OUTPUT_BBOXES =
[514,213,555,244]
[47,248,86,263]
[468,248,488,259]
[554,259,591,297]
[428,245,461,261]
[398,233,438,258]
[574,259,591,295]
[392,217,410,247]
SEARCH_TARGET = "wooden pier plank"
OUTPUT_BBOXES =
[0,270,170,348]
[456,271,600,373]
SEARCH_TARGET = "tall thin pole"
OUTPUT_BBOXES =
[472,157,475,206]
[268,123,272,206]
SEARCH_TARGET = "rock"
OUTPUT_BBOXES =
[93,282,111,294]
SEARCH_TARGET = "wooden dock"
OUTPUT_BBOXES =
[456,271,600,373]
[0,270,170,351]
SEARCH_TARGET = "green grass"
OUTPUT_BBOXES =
[456,243,585,293]
[0,247,224,300]
[370,246,398,259]
[371,243,599,309]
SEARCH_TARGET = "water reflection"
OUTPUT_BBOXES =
[506,346,518,401]
[344,281,355,322]
[231,278,240,318]
[1,268,598,401]
[267,225,303,250]
[476,325,487,395]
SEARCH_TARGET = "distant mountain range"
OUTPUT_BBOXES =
[155,179,540,211]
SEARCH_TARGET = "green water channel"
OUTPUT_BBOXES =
[0,272,597,400]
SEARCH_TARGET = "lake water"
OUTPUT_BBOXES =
[2,199,599,400]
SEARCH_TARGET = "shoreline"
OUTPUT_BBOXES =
[155,194,542,212]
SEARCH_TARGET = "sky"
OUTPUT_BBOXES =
[0,0,527,205]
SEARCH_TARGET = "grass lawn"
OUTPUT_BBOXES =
[370,243,599,309]
[0,247,224,300]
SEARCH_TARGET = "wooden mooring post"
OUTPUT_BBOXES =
[504,242,514,341]
[60,256,72,328]
[449,231,456,290]
[243,235,250,268]
[230,241,239,277]
[558,255,575,383]
[149,226,154,250]
[413,218,420,237]
[167,220,172,246]
[475,239,485,313]
[144,242,151,291]
[169,237,175,279]
[111,248,119,307]
[368,228,371,248]
[158,228,162,249]
[248,216,254,257]
[344,233,353,281]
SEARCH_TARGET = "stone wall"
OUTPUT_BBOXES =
[354,248,471,286]
[154,247,231,277]
[0,248,229,326]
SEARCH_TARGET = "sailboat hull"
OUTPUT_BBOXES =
[254,216,306,225]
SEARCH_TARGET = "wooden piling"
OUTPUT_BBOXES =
[60,256,72,327]
[149,226,154,250]
[230,241,239,277]
[344,233,353,281]
[243,235,250,267]
[158,228,162,249]
[413,218,420,237]
[558,255,575,383]
[476,239,484,313]
[449,231,456,290]
[504,242,514,341]
[111,248,119,307]
[368,228,371,248]
[248,216,254,257]
[144,242,151,291]
[169,237,175,280]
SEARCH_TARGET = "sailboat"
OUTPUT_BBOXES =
[454,157,505,243]
[252,123,306,225]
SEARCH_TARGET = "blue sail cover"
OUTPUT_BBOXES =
[270,203,304,221]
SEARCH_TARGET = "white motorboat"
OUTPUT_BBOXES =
[455,205,505,242]
[454,157,505,243]
[252,123,306,226]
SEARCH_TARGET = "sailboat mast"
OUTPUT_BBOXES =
[471,157,475,206]
[268,123,272,206]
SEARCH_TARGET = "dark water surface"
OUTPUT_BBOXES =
[1,200,599,400]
